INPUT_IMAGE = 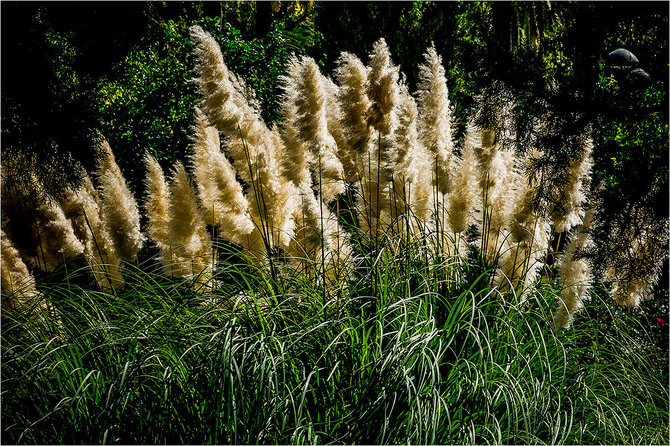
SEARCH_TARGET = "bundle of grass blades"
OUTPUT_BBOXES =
[1,228,667,444]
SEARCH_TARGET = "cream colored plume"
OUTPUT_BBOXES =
[387,84,433,228]
[60,176,96,256]
[143,152,171,248]
[334,52,373,163]
[2,229,62,335]
[447,125,481,234]
[60,173,124,291]
[605,208,668,308]
[0,171,82,272]
[96,137,145,262]
[508,148,544,244]
[352,39,403,239]
[553,204,595,330]
[417,45,455,195]
[190,25,265,181]
[29,174,85,271]
[366,39,400,137]
[482,149,516,238]
[280,56,345,203]
[190,109,254,243]
[471,106,516,232]
[242,134,300,255]
[495,214,551,294]
[287,183,349,282]
[551,135,593,233]
[1,229,39,303]
[323,76,358,184]
[165,161,213,284]
[278,59,312,188]
[278,59,351,275]
[496,147,551,294]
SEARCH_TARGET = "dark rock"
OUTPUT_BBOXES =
[607,48,640,68]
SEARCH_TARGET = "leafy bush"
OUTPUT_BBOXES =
[93,16,293,194]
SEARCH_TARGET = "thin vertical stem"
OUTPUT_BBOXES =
[318,151,326,308]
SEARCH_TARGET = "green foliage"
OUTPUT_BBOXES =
[2,240,667,444]
[91,15,296,194]
[200,18,290,124]
[93,19,197,190]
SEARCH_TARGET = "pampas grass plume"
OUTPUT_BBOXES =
[417,45,455,195]
[166,161,212,279]
[190,109,254,243]
[144,152,171,248]
[281,56,345,203]
[30,175,85,271]
[334,52,372,162]
[553,204,596,330]
[96,137,145,262]
[59,173,125,291]
[366,39,399,137]
[2,229,62,336]
[1,229,39,303]
[551,135,594,233]
[448,126,480,234]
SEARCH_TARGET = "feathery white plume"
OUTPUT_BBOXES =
[60,173,123,290]
[280,56,345,203]
[165,161,213,284]
[417,45,455,195]
[96,137,145,262]
[551,134,594,233]
[334,52,373,169]
[190,109,254,243]
[553,203,595,330]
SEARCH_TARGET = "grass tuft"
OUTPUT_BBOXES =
[2,235,667,445]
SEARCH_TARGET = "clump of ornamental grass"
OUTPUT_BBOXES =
[2,27,667,347]
[1,26,668,446]
[59,172,124,291]
[1,230,667,445]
